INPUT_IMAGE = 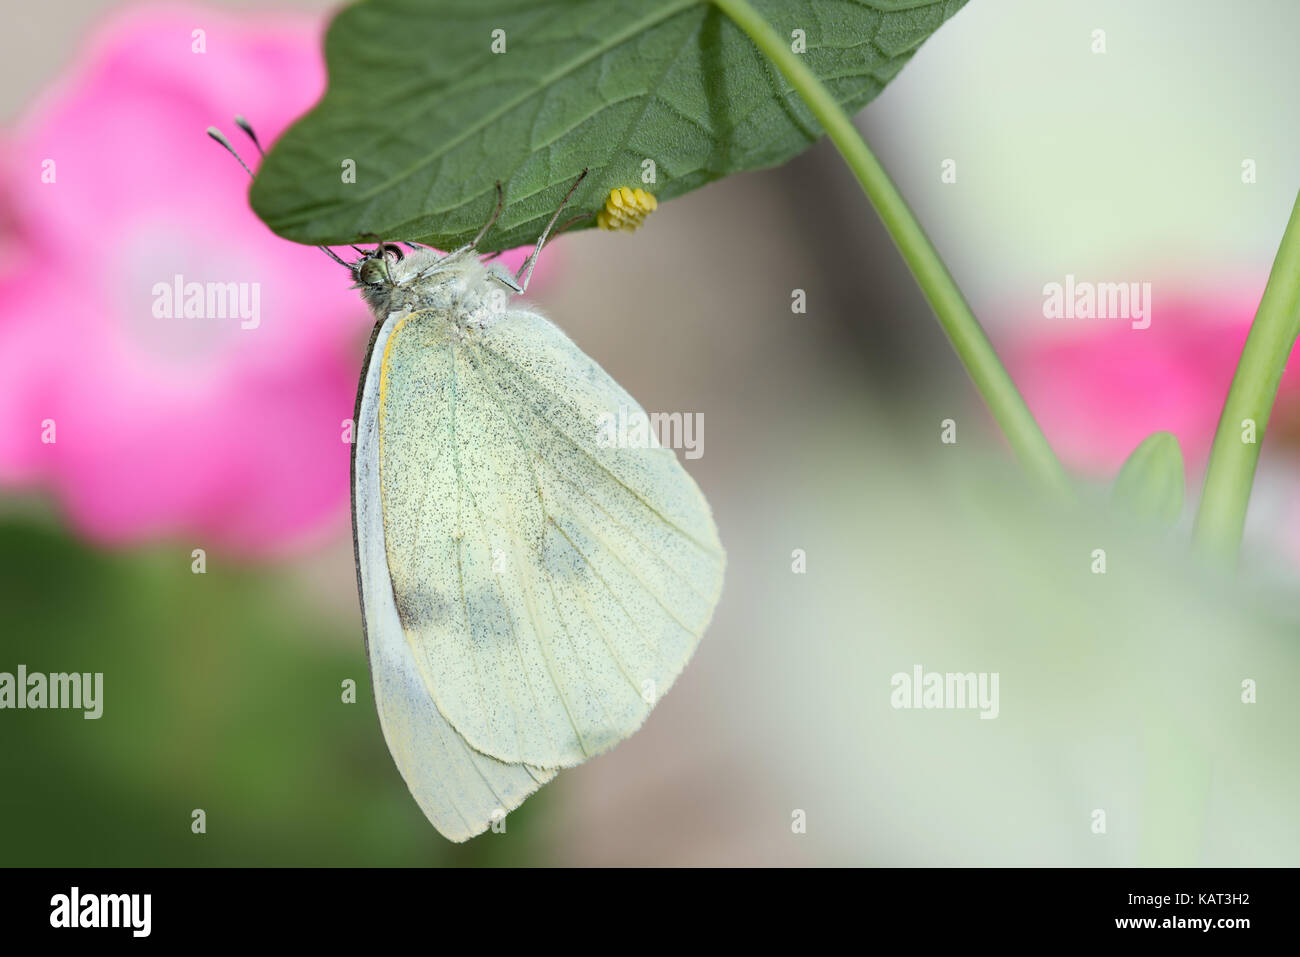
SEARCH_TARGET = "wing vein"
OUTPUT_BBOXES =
[476,340,722,557]
[460,345,593,760]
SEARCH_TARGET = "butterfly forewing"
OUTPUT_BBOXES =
[373,307,724,771]
[353,313,554,843]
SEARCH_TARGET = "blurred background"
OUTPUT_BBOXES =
[2,0,1299,866]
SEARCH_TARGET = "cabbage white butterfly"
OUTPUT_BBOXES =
[210,120,725,841]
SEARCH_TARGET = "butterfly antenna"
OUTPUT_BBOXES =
[516,169,587,292]
[206,126,257,179]
[233,115,264,156]
[207,120,353,270]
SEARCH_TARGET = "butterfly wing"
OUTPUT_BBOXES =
[375,307,724,771]
[353,313,554,843]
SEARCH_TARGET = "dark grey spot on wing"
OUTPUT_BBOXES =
[394,580,455,631]
[542,519,592,583]
[462,584,518,651]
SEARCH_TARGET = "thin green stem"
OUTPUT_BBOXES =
[1193,190,1300,563]
[711,0,1072,499]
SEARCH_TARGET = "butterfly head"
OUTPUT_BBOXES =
[352,243,405,287]
[207,119,584,324]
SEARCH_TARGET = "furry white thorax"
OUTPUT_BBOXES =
[357,247,522,329]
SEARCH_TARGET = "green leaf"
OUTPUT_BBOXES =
[1112,431,1185,528]
[250,0,969,252]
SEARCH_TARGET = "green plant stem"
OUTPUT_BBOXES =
[1193,190,1300,564]
[711,0,1072,499]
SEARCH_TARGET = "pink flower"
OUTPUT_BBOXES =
[0,5,556,555]
[1000,286,1297,478]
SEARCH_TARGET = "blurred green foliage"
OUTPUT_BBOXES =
[0,520,549,865]
[1112,431,1185,529]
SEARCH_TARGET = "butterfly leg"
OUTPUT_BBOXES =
[428,183,506,263]
[515,169,588,294]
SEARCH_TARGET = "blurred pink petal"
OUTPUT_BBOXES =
[0,5,358,554]
[0,4,558,555]
[1000,287,1298,478]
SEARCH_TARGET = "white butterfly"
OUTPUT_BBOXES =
[210,124,724,842]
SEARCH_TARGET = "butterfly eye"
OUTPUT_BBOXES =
[357,258,388,285]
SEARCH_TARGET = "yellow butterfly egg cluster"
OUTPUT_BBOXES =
[597,186,658,232]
